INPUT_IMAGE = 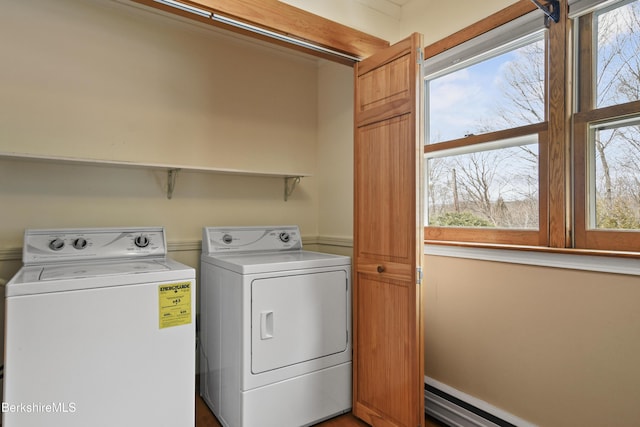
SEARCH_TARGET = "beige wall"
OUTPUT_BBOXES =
[317,61,354,241]
[424,254,640,426]
[0,157,318,271]
[0,0,323,281]
[399,0,515,45]
[0,0,318,175]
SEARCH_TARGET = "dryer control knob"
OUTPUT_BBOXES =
[279,232,290,243]
[222,234,233,244]
[73,238,88,250]
[134,235,150,248]
[49,238,65,251]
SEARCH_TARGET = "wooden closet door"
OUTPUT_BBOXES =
[353,33,424,427]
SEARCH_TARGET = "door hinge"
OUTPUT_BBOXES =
[417,267,423,285]
[416,47,424,65]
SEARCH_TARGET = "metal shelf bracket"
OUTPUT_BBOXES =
[167,168,180,199]
[284,176,301,201]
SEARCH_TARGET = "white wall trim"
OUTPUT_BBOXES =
[0,248,21,262]
[425,376,538,427]
[314,235,354,248]
[425,244,640,276]
[167,240,201,252]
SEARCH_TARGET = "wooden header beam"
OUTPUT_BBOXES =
[132,0,390,64]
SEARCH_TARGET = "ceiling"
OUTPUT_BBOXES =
[278,0,424,44]
[385,0,413,5]
[353,0,417,19]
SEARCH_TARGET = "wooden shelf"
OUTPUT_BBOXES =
[0,151,310,201]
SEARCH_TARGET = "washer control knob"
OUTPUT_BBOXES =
[73,238,88,250]
[49,238,65,251]
[222,234,233,244]
[279,232,290,243]
[134,235,150,248]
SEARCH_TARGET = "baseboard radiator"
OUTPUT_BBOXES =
[424,377,537,427]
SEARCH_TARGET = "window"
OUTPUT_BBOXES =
[424,9,549,245]
[424,0,640,253]
[590,118,640,230]
[574,0,640,251]
[594,0,640,108]
[427,36,545,143]
[426,135,540,229]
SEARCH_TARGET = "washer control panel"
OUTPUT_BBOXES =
[23,227,167,264]
[203,226,303,253]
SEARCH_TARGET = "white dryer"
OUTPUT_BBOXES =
[199,226,352,427]
[3,227,195,427]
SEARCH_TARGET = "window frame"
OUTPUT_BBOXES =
[423,2,552,246]
[422,0,640,255]
[573,2,640,251]
[424,124,550,245]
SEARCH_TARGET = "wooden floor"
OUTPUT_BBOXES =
[196,393,447,427]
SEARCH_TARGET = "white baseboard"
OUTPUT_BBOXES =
[424,377,537,427]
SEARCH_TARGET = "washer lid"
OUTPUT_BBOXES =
[6,258,194,296]
[39,260,171,281]
[202,250,350,274]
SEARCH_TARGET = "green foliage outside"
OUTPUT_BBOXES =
[430,211,495,227]
[596,199,640,229]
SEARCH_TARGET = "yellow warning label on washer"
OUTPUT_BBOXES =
[158,282,192,329]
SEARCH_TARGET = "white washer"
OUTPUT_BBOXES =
[3,227,195,427]
[199,226,352,427]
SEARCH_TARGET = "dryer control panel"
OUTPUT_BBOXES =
[23,227,167,264]
[202,226,303,254]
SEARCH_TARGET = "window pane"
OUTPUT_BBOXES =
[426,142,539,229]
[590,118,640,230]
[596,0,640,108]
[427,38,545,144]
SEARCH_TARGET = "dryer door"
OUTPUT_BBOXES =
[251,270,348,374]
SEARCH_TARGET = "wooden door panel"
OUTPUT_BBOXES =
[356,37,418,77]
[355,274,416,427]
[357,55,411,126]
[353,33,424,427]
[356,115,413,266]
[355,261,412,280]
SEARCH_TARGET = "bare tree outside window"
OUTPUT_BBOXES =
[592,1,640,230]
[427,143,538,228]
[426,37,543,229]
[426,0,640,231]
